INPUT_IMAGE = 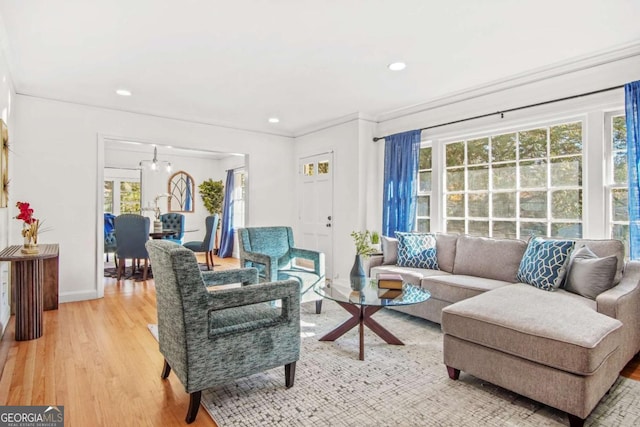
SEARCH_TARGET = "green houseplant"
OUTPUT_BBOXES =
[198,179,224,215]
[198,179,224,252]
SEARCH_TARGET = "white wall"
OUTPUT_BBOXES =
[294,117,378,281]
[12,95,294,302]
[0,38,15,333]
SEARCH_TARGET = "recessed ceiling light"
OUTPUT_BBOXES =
[268,117,280,124]
[388,62,406,71]
[116,89,132,96]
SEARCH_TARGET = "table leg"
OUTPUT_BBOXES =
[319,302,360,341]
[14,259,43,341]
[319,301,404,361]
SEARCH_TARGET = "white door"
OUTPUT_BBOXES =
[299,152,333,279]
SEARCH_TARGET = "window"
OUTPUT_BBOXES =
[607,113,629,256]
[104,181,114,213]
[120,181,141,214]
[104,168,141,215]
[232,170,246,228]
[444,121,583,239]
[416,146,432,232]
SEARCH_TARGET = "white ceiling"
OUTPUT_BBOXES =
[1,1,639,137]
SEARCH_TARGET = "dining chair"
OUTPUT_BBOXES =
[114,214,151,280]
[183,214,219,270]
[159,213,185,244]
[146,240,300,423]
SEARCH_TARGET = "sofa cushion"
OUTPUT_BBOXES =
[441,284,622,375]
[396,232,439,269]
[381,235,398,265]
[434,233,458,273]
[370,265,450,286]
[453,235,527,282]
[421,274,512,304]
[573,239,625,285]
[381,233,458,273]
[517,237,575,291]
[564,246,617,300]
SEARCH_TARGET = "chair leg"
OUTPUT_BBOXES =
[114,254,118,269]
[142,258,149,281]
[117,259,124,280]
[315,299,322,314]
[161,359,171,379]
[285,361,296,388]
[209,251,214,270]
[186,391,202,424]
[206,252,211,270]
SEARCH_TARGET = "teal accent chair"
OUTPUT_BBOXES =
[238,226,325,314]
[146,240,300,424]
[159,213,185,244]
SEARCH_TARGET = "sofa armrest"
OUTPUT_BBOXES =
[597,261,640,318]
[596,260,640,363]
[368,254,384,275]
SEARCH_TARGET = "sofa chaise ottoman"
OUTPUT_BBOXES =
[368,233,640,425]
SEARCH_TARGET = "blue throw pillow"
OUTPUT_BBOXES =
[395,232,439,269]
[517,237,575,291]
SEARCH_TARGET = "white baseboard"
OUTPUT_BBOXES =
[59,290,100,304]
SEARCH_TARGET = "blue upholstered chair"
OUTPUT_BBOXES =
[238,226,325,314]
[114,214,151,280]
[159,213,185,244]
[183,214,219,270]
[104,213,118,266]
[146,240,300,424]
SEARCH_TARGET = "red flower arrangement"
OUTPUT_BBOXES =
[16,201,41,251]
[16,201,36,224]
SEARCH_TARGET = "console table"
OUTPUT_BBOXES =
[0,244,59,341]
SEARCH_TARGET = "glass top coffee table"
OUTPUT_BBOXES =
[314,278,430,360]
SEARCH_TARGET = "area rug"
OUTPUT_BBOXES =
[148,302,640,426]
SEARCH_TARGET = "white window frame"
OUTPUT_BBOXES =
[604,110,629,254]
[416,143,433,232]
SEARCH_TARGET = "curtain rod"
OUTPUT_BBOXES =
[372,84,625,142]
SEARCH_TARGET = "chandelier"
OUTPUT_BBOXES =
[140,146,171,172]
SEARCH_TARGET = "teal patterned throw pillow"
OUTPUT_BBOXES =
[517,237,575,291]
[395,232,439,269]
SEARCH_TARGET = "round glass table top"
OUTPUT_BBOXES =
[314,277,430,307]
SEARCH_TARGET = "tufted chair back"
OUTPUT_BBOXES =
[160,213,185,244]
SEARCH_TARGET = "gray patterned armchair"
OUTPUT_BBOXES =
[146,240,301,424]
[238,226,325,314]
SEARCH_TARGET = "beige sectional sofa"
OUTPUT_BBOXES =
[368,234,640,426]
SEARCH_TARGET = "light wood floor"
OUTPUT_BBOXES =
[0,255,639,427]
[0,253,237,427]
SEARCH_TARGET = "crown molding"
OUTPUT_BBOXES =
[376,40,640,123]
[293,112,377,138]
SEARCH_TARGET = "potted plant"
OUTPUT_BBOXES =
[198,179,224,252]
[371,231,381,252]
[198,179,224,215]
